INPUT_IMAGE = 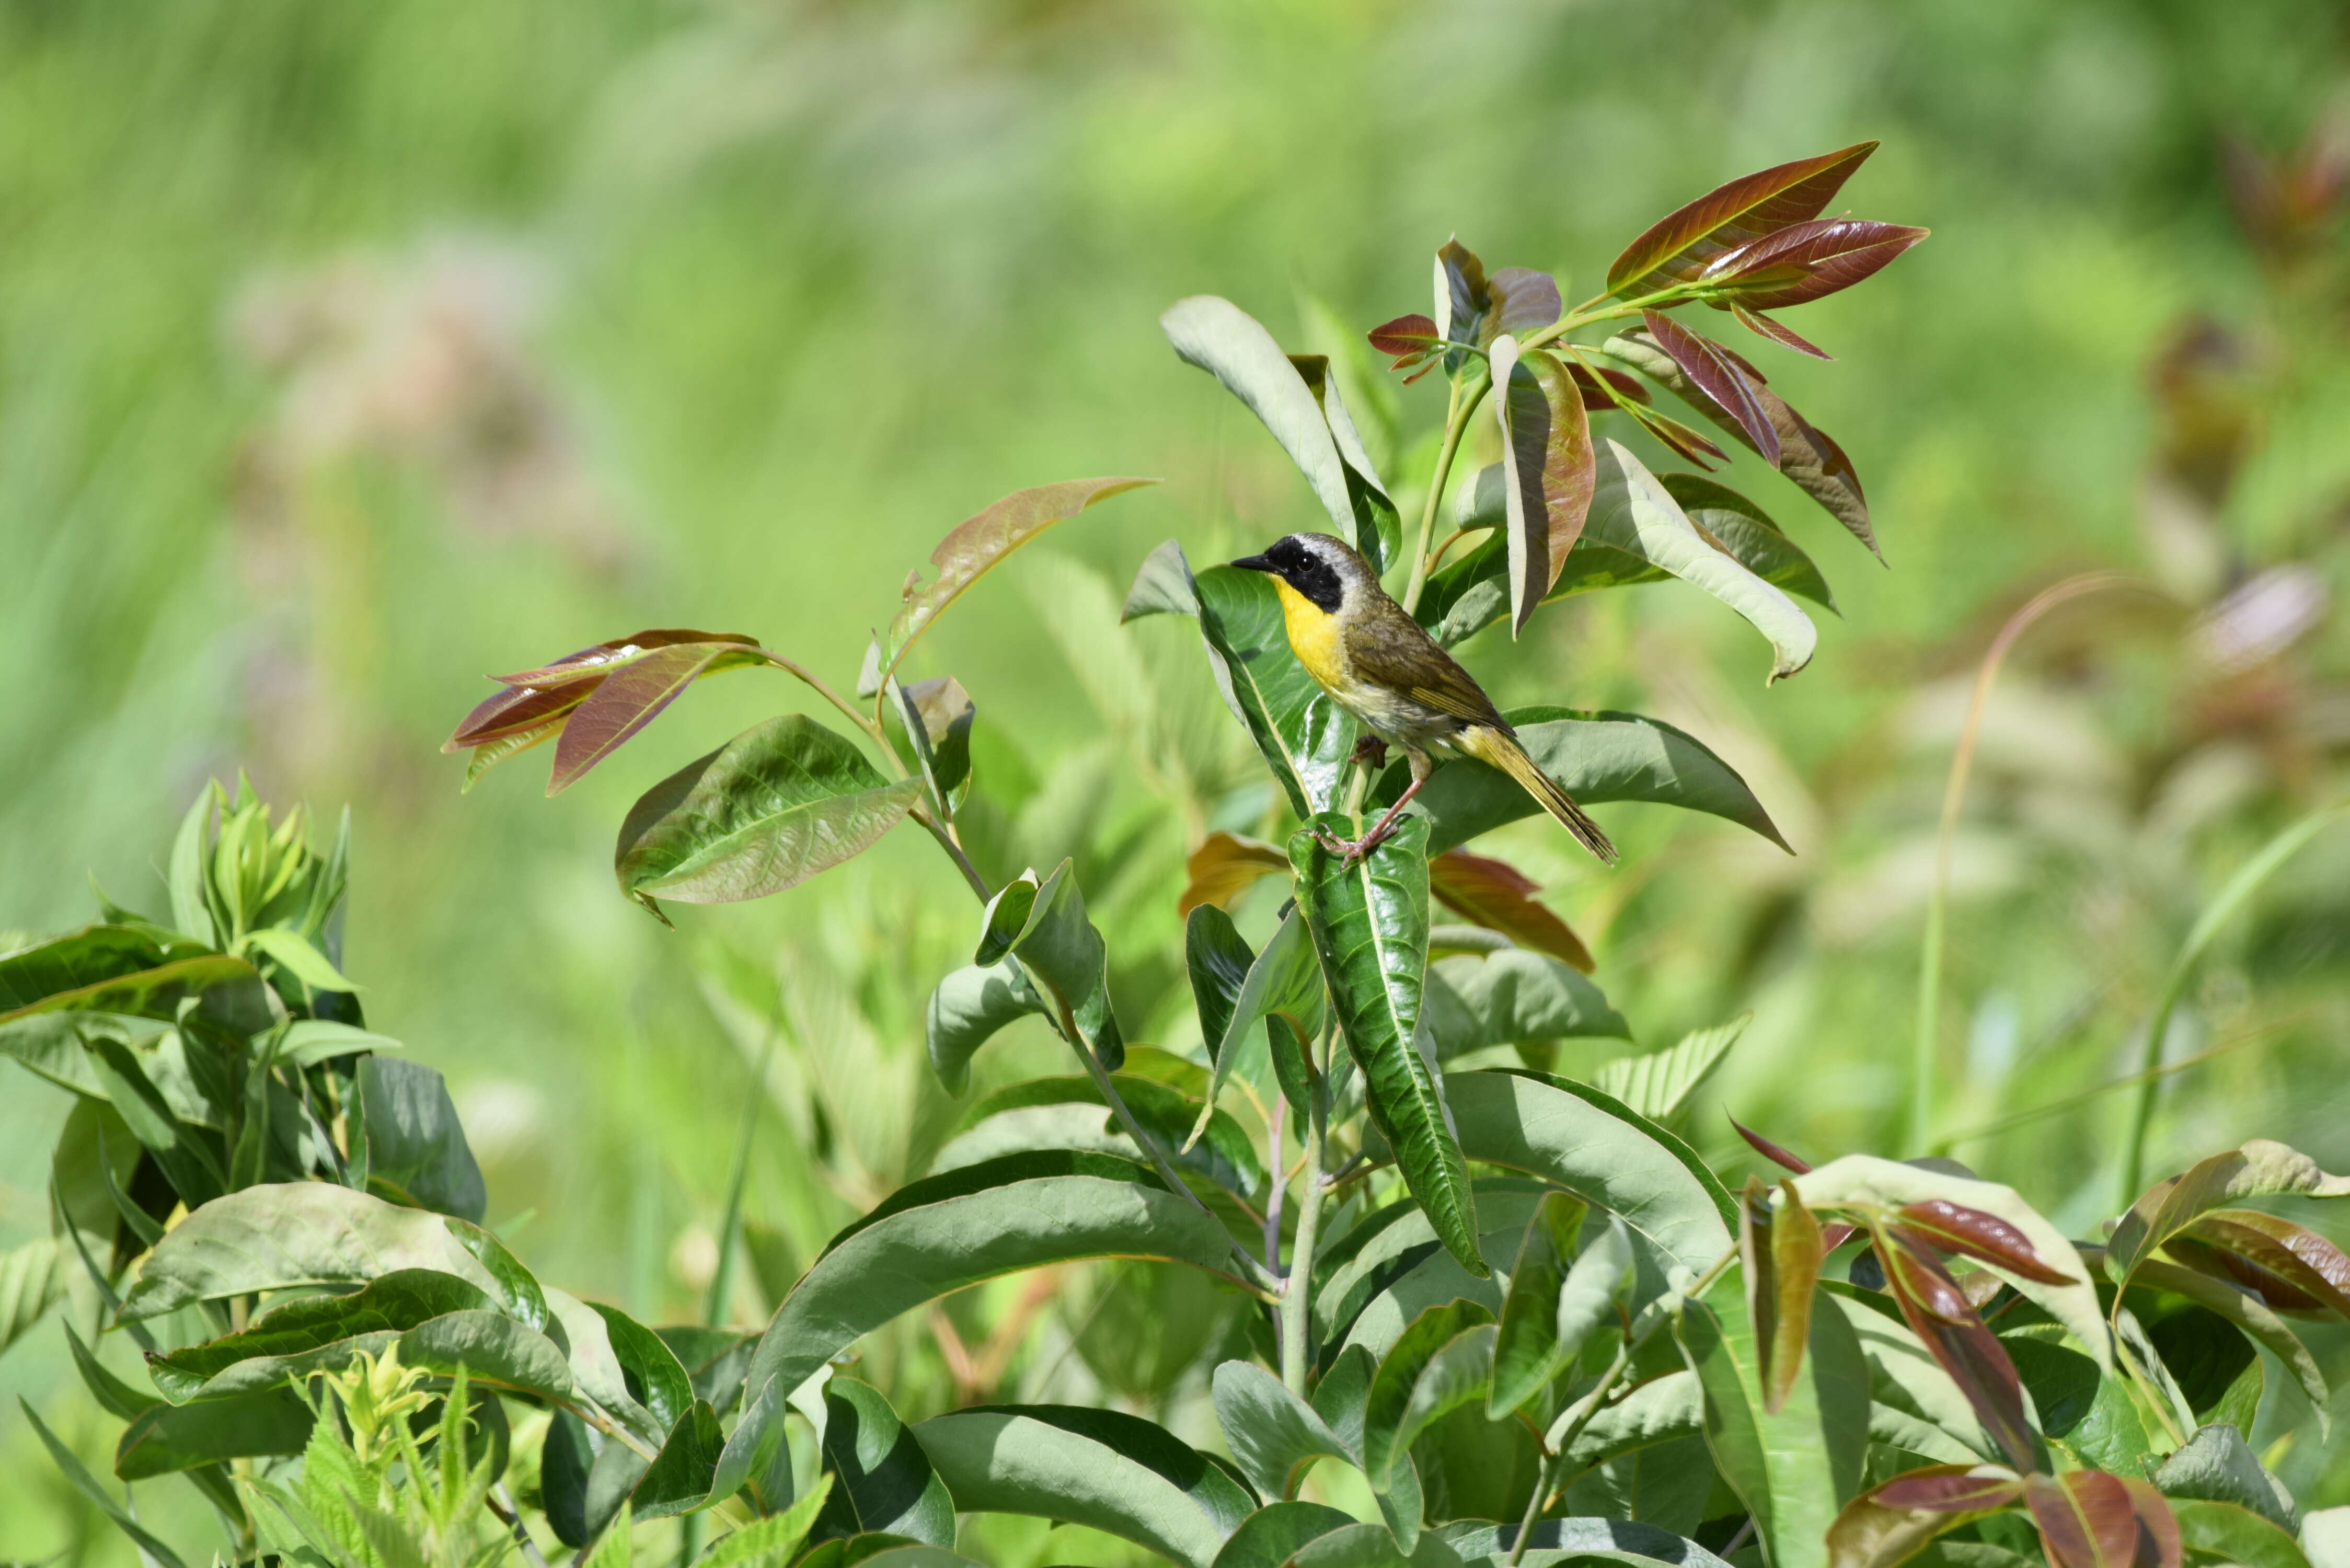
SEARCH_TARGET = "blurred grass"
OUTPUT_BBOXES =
[4,0,2349,1559]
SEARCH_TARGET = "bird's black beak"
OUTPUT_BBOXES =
[1230,554,1276,573]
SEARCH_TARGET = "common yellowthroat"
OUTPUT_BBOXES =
[1232,533,1617,866]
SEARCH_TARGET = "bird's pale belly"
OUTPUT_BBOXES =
[1326,677,1465,751]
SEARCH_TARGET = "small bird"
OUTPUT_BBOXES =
[1232,532,1617,866]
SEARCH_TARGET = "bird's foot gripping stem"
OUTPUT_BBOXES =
[1348,734,1390,772]
[1311,775,1425,868]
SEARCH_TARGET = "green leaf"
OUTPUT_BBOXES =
[1362,1300,1494,1486]
[1211,1361,1354,1501]
[120,1181,515,1322]
[713,1152,1247,1509]
[589,1300,695,1432]
[168,787,218,946]
[1678,1271,1871,1568]
[0,924,258,1027]
[399,1308,575,1402]
[1293,813,1481,1277]
[2171,1501,2311,1568]
[280,1019,405,1066]
[19,1396,192,1568]
[1161,296,1375,563]
[1200,908,1324,1128]
[1554,1366,1703,1468]
[1420,949,1628,1056]
[1791,1157,2108,1373]
[1609,142,1878,297]
[1823,1292,2000,1466]
[2124,1257,2328,1438]
[1439,1518,1739,1568]
[2152,1425,2296,1533]
[1212,1503,1361,1568]
[1289,1521,1465,1566]
[925,960,1042,1097]
[1587,440,1815,681]
[938,1075,1263,1197]
[1380,707,1788,855]
[1595,1016,1749,1124]
[241,927,357,993]
[358,1057,486,1221]
[881,477,1159,678]
[696,1474,835,1567]
[0,1237,63,1360]
[1490,338,1596,636]
[997,858,1123,1074]
[1445,1070,1736,1276]
[81,1034,227,1205]
[1195,563,1356,817]
[114,1385,314,1478]
[894,676,975,815]
[147,1270,499,1399]
[1124,538,1202,621]
[915,1404,1247,1568]
[614,715,924,910]
[2110,1138,2350,1293]
[1660,475,1837,612]
[1291,351,1403,570]
[64,1321,159,1419]
[1493,1201,1633,1418]
[1186,905,1255,1064]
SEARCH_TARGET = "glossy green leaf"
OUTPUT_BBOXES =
[1440,1518,1739,1568]
[399,1308,575,1402]
[2005,1336,2148,1475]
[120,1181,514,1322]
[2171,1501,2310,1568]
[925,959,1042,1096]
[1490,337,1596,636]
[1212,1502,1361,1568]
[1594,1015,1749,1124]
[916,1405,1246,1568]
[1421,948,1628,1055]
[1362,1300,1495,1486]
[1445,1070,1736,1275]
[356,1056,485,1221]
[894,675,975,815]
[147,1269,498,1399]
[1162,296,1364,548]
[881,477,1158,678]
[0,924,257,1028]
[1212,1360,1353,1501]
[1000,858,1123,1073]
[2152,1425,2295,1532]
[19,1397,191,1568]
[1609,142,1878,297]
[713,1152,1246,1509]
[1292,350,1403,570]
[1678,1271,1871,1568]
[1292,1521,1465,1566]
[2125,1259,2328,1437]
[614,715,923,912]
[1791,1157,2106,1372]
[82,1033,226,1204]
[1494,1203,1632,1419]
[1124,538,1202,621]
[114,1385,314,1478]
[1293,812,1481,1276]
[1659,475,1836,612]
[1199,907,1324,1128]
[1377,706,1787,855]
[1195,562,1356,817]
[815,1380,955,1547]
[936,1074,1263,1197]
[1186,904,1255,1062]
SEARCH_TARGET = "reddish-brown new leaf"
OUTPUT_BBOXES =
[1489,267,1563,339]
[2025,1472,2181,1568]
[1876,1470,2026,1513]
[1427,848,1595,972]
[1743,1177,1824,1414]
[1177,832,1291,918]
[447,680,593,750]
[1731,1114,1812,1174]
[1369,313,1442,365]
[1731,303,1834,360]
[491,629,758,688]
[1828,1466,2021,1568]
[1566,360,1652,410]
[1609,142,1879,297]
[1644,311,1781,464]
[1897,1199,2079,1286]
[1879,1226,2034,1470]
[1493,341,1597,629]
[1703,218,1930,310]
[2171,1209,2350,1319]
[547,643,739,795]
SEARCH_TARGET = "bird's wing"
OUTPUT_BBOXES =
[1343,606,1505,725]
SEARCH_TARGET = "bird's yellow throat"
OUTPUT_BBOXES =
[1270,574,1349,690]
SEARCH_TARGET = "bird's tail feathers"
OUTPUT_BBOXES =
[1457,725,1618,866]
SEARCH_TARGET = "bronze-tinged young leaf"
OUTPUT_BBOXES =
[2167,1209,2350,1320]
[1875,1226,2034,1471]
[1743,1178,1824,1414]
[1895,1200,2077,1287]
[1732,303,1833,360]
[1425,848,1594,972]
[1731,1115,1812,1174]
[1178,832,1291,917]
[1643,312,1780,464]
[551,642,759,795]
[2024,1471,2182,1568]
[1826,1465,2023,1568]
[1609,142,1879,297]
[1490,337,1597,635]
[1566,359,1653,410]
[2107,1138,2350,1296]
[1369,314,1443,368]
[1434,237,1491,362]
[881,478,1158,678]
[1488,267,1562,339]
[614,716,924,909]
[1291,812,1483,1277]
[1701,219,1931,310]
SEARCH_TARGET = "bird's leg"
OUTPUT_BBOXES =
[1348,734,1390,772]
[1331,751,1433,867]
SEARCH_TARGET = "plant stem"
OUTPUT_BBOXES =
[912,804,991,900]
[488,1484,552,1568]
[1279,1075,1330,1396]
[1400,375,1470,618]
[757,650,890,750]
[2117,801,2344,1207]
[1262,1092,1287,1275]
[1508,1247,1736,1566]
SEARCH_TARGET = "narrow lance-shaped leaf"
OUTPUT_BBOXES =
[1195,908,1323,1143]
[1732,303,1834,360]
[1490,337,1596,636]
[1292,813,1482,1276]
[614,715,924,915]
[1291,351,1402,570]
[1426,848,1594,972]
[2166,1208,2350,1319]
[1875,1225,2035,1472]
[1361,1300,1494,1486]
[2023,1470,2182,1568]
[1700,219,1930,312]
[1610,142,1879,297]
[881,477,1158,678]
[1434,238,1491,370]
[1642,312,1779,464]
[1745,1177,1825,1414]
[1489,1191,1588,1415]
[1004,859,1124,1075]
[1180,833,1291,918]
[814,1379,955,1547]
[551,641,766,795]
[2107,1138,2350,1295]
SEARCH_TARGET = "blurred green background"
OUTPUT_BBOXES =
[5,0,2349,1559]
